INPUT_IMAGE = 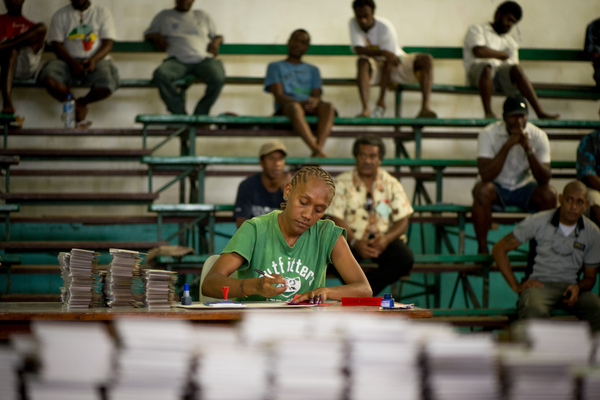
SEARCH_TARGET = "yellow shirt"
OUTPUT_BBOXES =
[326,168,413,240]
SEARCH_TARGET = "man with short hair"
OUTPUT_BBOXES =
[463,1,558,119]
[576,129,600,226]
[145,0,225,115]
[326,134,413,296]
[38,0,119,126]
[492,181,600,332]
[0,0,46,114]
[472,95,557,254]
[234,140,291,228]
[265,29,334,158]
[350,0,436,119]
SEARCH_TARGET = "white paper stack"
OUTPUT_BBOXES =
[27,321,115,400]
[141,269,178,308]
[346,315,422,400]
[580,367,600,400]
[57,249,100,309]
[239,311,310,346]
[105,249,144,308]
[425,334,500,400]
[110,319,194,400]
[0,346,19,400]
[513,320,593,364]
[272,338,345,400]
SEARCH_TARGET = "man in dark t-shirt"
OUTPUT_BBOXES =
[234,141,292,228]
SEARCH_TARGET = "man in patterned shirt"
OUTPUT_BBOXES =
[577,128,600,226]
[326,134,413,295]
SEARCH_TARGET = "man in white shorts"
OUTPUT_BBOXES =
[350,0,436,119]
[0,0,46,114]
[463,1,558,119]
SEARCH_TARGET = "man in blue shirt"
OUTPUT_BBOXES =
[264,29,334,157]
[234,140,291,228]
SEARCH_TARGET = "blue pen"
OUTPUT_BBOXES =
[254,268,274,278]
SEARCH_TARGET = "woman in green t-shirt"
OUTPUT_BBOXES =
[202,166,372,304]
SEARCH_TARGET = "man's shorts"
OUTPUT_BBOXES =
[364,52,420,85]
[14,47,42,80]
[37,58,120,93]
[489,181,539,212]
[467,62,518,96]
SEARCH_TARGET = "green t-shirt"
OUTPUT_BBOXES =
[222,211,345,301]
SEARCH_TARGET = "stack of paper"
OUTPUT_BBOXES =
[424,334,500,400]
[57,249,100,309]
[272,338,345,400]
[580,368,600,400]
[346,316,422,400]
[513,320,593,364]
[198,346,268,400]
[0,347,19,400]
[27,321,114,400]
[500,349,574,400]
[105,249,144,308]
[110,319,194,400]
[141,269,178,308]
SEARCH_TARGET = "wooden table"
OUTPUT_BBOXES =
[0,302,432,339]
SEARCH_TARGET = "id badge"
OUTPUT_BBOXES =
[376,201,392,218]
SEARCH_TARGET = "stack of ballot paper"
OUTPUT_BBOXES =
[105,249,144,308]
[424,334,500,400]
[110,319,194,400]
[272,338,345,400]
[58,249,100,309]
[0,347,19,400]
[500,349,575,400]
[513,319,594,364]
[580,368,600,400]
[141,269,178,308]
[27,321,114,400]
[346,316,421,400]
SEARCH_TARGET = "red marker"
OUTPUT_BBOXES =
[222,286,229,300]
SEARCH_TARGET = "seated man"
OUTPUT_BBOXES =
[350,0,436,118]
[472,95,556,254]
[145,0,225,115]
[326,135,413,296]
[463,1,558,119]
[584,17,600,90]
[0,0,46,114]
[492,181,600,333]
[576,129,600,226]
[37,0,119,126]
[234,140,291,228]
[264,29,334,158]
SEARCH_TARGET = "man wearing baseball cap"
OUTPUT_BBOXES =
[233,140,292,228]
[472,95,557,254]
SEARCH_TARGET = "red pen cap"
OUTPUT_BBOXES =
[222,286,229,300]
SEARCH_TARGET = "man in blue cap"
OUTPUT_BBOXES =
[472,95,557,254]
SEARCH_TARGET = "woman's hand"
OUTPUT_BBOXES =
[289,288,329,305]
[255,274,288,297]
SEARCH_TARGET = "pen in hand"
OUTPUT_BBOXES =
[254,268,274,278]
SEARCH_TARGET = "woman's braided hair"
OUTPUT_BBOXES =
[280,166,336,211]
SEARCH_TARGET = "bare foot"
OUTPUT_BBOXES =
[1,105,15,114]
[311,150,327,158]
[417,108,437,118]
[485,112,497,119]
[536,112,560,120]
[355,110,370,118]
[75,99,88,122]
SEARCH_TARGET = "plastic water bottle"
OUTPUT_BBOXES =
[62,94,76,128]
